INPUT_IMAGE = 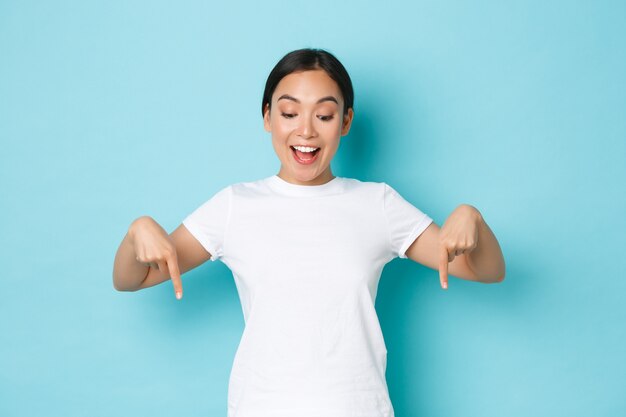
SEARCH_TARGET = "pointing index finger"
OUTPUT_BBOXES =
[439,245,449,290]
[165,252,183,300]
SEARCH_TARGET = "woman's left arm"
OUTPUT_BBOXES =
[405,204,506,289]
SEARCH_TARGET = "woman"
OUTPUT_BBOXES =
[113,48,505,417]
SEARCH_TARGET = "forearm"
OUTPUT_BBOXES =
[466,212,506,283]
[112,223,149,291]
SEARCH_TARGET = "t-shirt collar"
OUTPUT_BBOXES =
[266,174,345,197]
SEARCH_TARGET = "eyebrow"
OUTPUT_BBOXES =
[277,94,338,105]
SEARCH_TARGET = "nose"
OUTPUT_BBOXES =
[296,114,317,139]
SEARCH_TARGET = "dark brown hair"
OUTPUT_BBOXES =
[261,48,354,117]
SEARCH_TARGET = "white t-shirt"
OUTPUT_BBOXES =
[182,175,433,417]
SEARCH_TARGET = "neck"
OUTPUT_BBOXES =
[277,167,335,186]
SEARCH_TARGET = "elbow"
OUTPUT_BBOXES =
[477,270,505,284]
[498,264,506,282]
[112,276,141,292]
[113,281,130,292]
[114,283,140,292]
[491,269,506,284]
[484,261,506,284]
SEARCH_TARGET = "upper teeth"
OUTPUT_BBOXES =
[293,146,318,153]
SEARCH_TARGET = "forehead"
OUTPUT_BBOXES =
[273,69,343,104]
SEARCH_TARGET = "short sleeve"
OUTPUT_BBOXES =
[182,186,232,261]
[383,183,434,259]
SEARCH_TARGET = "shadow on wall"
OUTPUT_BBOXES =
[137,261,240,334]
[333,66,432,186]
[333,69,405,181]
[334,104,381,181]
[378,241,530,415]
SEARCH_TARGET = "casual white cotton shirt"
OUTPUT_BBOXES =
[182,175,433,417]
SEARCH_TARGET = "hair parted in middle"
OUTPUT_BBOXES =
[261,48,354,117]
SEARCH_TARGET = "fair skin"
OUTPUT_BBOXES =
[112,68,504,299]
[263,69,354,186]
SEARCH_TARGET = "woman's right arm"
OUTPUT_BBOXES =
[112,216,212,299]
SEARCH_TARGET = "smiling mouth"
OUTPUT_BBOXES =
[290,146,321,164]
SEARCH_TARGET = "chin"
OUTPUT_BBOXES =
[292,170,321,182]
[286,164,327,184]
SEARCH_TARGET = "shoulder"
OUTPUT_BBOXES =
[340,178,408,206]
[229,176,276,198]
[338,177,387,194]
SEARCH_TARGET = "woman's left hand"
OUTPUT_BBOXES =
[438,204,482,290]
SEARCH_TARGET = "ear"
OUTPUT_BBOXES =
[263,104,271,132]
[340,108,354,136]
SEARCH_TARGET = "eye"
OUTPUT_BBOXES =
[281,112,296,119]
[318,115,334,122]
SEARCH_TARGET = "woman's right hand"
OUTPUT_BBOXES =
[129,216,183,299]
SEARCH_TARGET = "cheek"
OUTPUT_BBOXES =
[321,117,343,133]
[271,132,290,156]
[271,138,288,160]
[270,116,294,136]
[320,122,343,143]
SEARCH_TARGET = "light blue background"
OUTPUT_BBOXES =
[1,1,624,416]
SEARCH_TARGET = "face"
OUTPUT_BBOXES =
[263,69,354,185]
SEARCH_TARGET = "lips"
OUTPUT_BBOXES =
[290,146,320,165]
